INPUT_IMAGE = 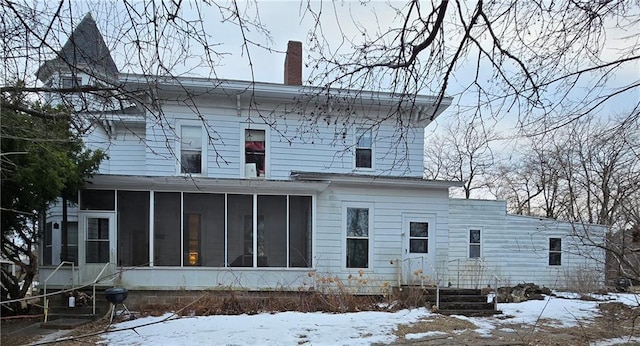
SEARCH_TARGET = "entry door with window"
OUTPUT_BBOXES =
[402,216,436,285]
[79,212,116,283]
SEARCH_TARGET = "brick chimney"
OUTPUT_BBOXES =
[284,41,302,85]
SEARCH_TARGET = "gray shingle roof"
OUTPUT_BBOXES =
[37,13,118,81]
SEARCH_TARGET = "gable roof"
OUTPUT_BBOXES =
[37,13,118,82]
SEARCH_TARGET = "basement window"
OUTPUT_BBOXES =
[549,238,562,266]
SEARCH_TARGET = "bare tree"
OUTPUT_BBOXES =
[424,117,499,198]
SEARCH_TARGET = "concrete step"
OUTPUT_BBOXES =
[439,309,501,317]
[41,317,93,329]
[439,302,496,310]
[439,295,488,303]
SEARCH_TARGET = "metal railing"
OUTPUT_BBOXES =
[43,261,75,322]
[91,263,116,316]
[395,256,442,309]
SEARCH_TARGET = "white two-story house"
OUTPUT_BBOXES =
[38,14,605,296]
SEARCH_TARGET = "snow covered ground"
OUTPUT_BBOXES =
[99,293,639,346]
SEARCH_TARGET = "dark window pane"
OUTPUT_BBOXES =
[469,244,481,258]
[410,222,428,237]
[347,208,368,236]
[118,191,149,267]
[410,239,428,254]
[257,195,287,267]
[549,252,562,266]
[228,194,253,267]
[181,152,202,173]
[550,238,562,251]
[356,149,372,168]
[154,192,181,266]
[184,193,225,267]
[87,218,109,239]
[289,196,312,268]
[347,239,368,268]
[43,222,53,265]
[86,241,109,263]
[470,229,481,244]
[80,190,115,210]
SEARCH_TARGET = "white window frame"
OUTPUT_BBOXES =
[343,202,374,270]
[354,127,374,171]
[468,228,482,258]
[176,121,207,175]
[549,237,562,266]
[240,123,270,179]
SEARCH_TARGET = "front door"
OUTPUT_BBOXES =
[79,212,116,283]
[402,215,436,285]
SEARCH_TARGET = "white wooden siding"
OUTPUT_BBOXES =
[108,125,146,175]
[100,98,426,179]
[312,185,451,292]
[447,199,605,289]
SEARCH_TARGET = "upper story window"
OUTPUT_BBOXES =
[245,129,266,177]
[469,229,481,258]
[355,127,372,169]
[180,125,203,174]
[61,76,82,89]
[549,238,562,266]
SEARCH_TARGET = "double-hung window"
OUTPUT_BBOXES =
[346,207,370,268]
[180,125,203,174]
[469,229,481,258]
[549,238,562,266]
[355,128,372,169]
[245,129,266,177]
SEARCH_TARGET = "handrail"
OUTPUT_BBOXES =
[396,256,441,308]
[43,261,75,323]
[91,262,116,316]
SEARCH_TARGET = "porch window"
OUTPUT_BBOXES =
[180,125,203,174]
[117,191,150,267]
[289,196,312,267]
[183,193,225,266]
[257,195,287,267]
[154,192,181,266]
[469,229,481,258]
[549,238,562,266]
[80,189,115,210]
[409,222,429,254]
[228,194,254,267]
[85,218,109,263]
[346,207,369,268]
[245,129,266,177]
[355,128,372,169]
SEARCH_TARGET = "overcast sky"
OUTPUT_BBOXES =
[53,1,639,132]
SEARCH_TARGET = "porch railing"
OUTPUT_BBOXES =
[43,261,75,323]
[91,262,116,316]
[394,256,442,309]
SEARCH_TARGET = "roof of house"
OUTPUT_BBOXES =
[36,13,118,82]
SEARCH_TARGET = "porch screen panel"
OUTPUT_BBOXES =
[257,195,287,267]
[117,191,150,267]
[184,193,225,267]
[80,189,115,210]
[289,196,312,267]
[154,192,181,266]
[228,194,253,267]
